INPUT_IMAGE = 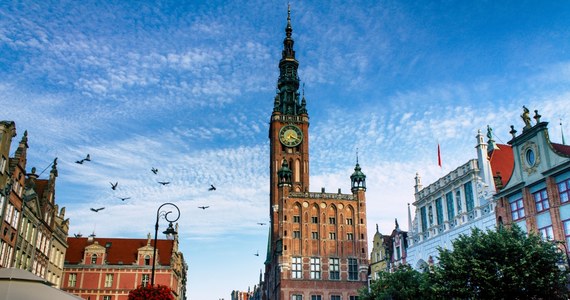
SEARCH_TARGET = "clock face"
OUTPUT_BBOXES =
[279,125,303,147]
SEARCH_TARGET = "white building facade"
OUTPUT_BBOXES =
[406,129,510,269]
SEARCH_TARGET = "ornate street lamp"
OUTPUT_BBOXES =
[151,202,180,286]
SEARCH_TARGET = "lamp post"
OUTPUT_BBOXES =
[151,202,180,286]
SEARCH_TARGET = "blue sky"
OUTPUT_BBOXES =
[2,0,570,298]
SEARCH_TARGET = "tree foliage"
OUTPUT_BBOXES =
[359,264,435,300]
[432,226,569,299]
[362,226,569,300]
[128,284,175,300]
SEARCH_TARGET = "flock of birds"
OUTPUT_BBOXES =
[75,153,217,213]
[76,153,266,256]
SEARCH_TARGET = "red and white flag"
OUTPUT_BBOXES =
[437,143,442,167]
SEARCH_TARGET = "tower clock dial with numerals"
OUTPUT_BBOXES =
[279,124,303,147]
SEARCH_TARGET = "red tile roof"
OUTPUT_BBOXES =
[552,143,570,156]
[66,237,174,266]
[489,144,514,188]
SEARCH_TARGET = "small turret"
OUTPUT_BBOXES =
[350,157,366,192]
[277,159,292,186]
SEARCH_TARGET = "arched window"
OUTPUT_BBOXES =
[91,254,97,264]
[144,255,151,265]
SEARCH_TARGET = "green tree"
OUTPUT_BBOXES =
[359,264,434,300]
[432,226,569,299]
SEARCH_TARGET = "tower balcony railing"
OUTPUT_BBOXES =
[289,191,355,200]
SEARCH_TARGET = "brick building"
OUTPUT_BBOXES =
[62,233,187,300]
[0,121,69,288]
[495,107,570,247]
[263,7,368,300]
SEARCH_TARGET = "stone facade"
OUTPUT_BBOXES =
[406,129,513,269]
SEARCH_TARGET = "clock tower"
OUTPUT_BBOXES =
[265,7,369,300]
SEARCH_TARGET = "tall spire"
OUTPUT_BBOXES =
[274,4,304,116]
[562,118,567,145]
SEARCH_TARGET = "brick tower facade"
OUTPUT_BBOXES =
[264,7,369,300]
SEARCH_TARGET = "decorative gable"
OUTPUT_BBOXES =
[84,241,106,265]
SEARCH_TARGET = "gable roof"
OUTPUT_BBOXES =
[65,237,174,266]
[489,143,514,188]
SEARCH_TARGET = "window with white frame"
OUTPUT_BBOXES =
[292,257,302,279]
[141,274,150,286]
[69,273,77,287]
[533,189,549,212]
[105,274,113,287]
[346,218,353,225]
[292,295,303,300]
[311,296,322,300]
[310,257,320,279]
[347,233,354,240]
[103,296,112,300]
[312,232,319,239]
[293,215,301,223]
[91,254,97,264]
[294,231,301,239]
[329,258,339,280]
[329,232,336,240]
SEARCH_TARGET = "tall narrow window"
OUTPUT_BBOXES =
[329,232,336,240]
[510,197,525,221]
[346,218,353,225]
[91,254,97,264]
[420,206,427,232]
[68,273,77,287]
[329,258,340,280]
[464,182,474,212]
[292,257,302,279]
[329,217,336,224]
[144,255,151,265]
[446,192,455,221]
[456,190,462,213]
[310,257,321,279]
[559,178,570,203]
[533,189,549,212]
[348,258,358,280]
[141,274,150,286]
[105,274,113,287]
[435,198,443,225]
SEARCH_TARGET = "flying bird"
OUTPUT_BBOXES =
[257,222,267,226]
[90,207,105,212]
[73,233,82,238]
[110,182,118,190]
[254,251,259,256]
[117,197,131,201]
[75,154,91,164]
[208,184,216,191]
[158,181,170,186]
[151,167,158,174]
[198,206,210,210]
